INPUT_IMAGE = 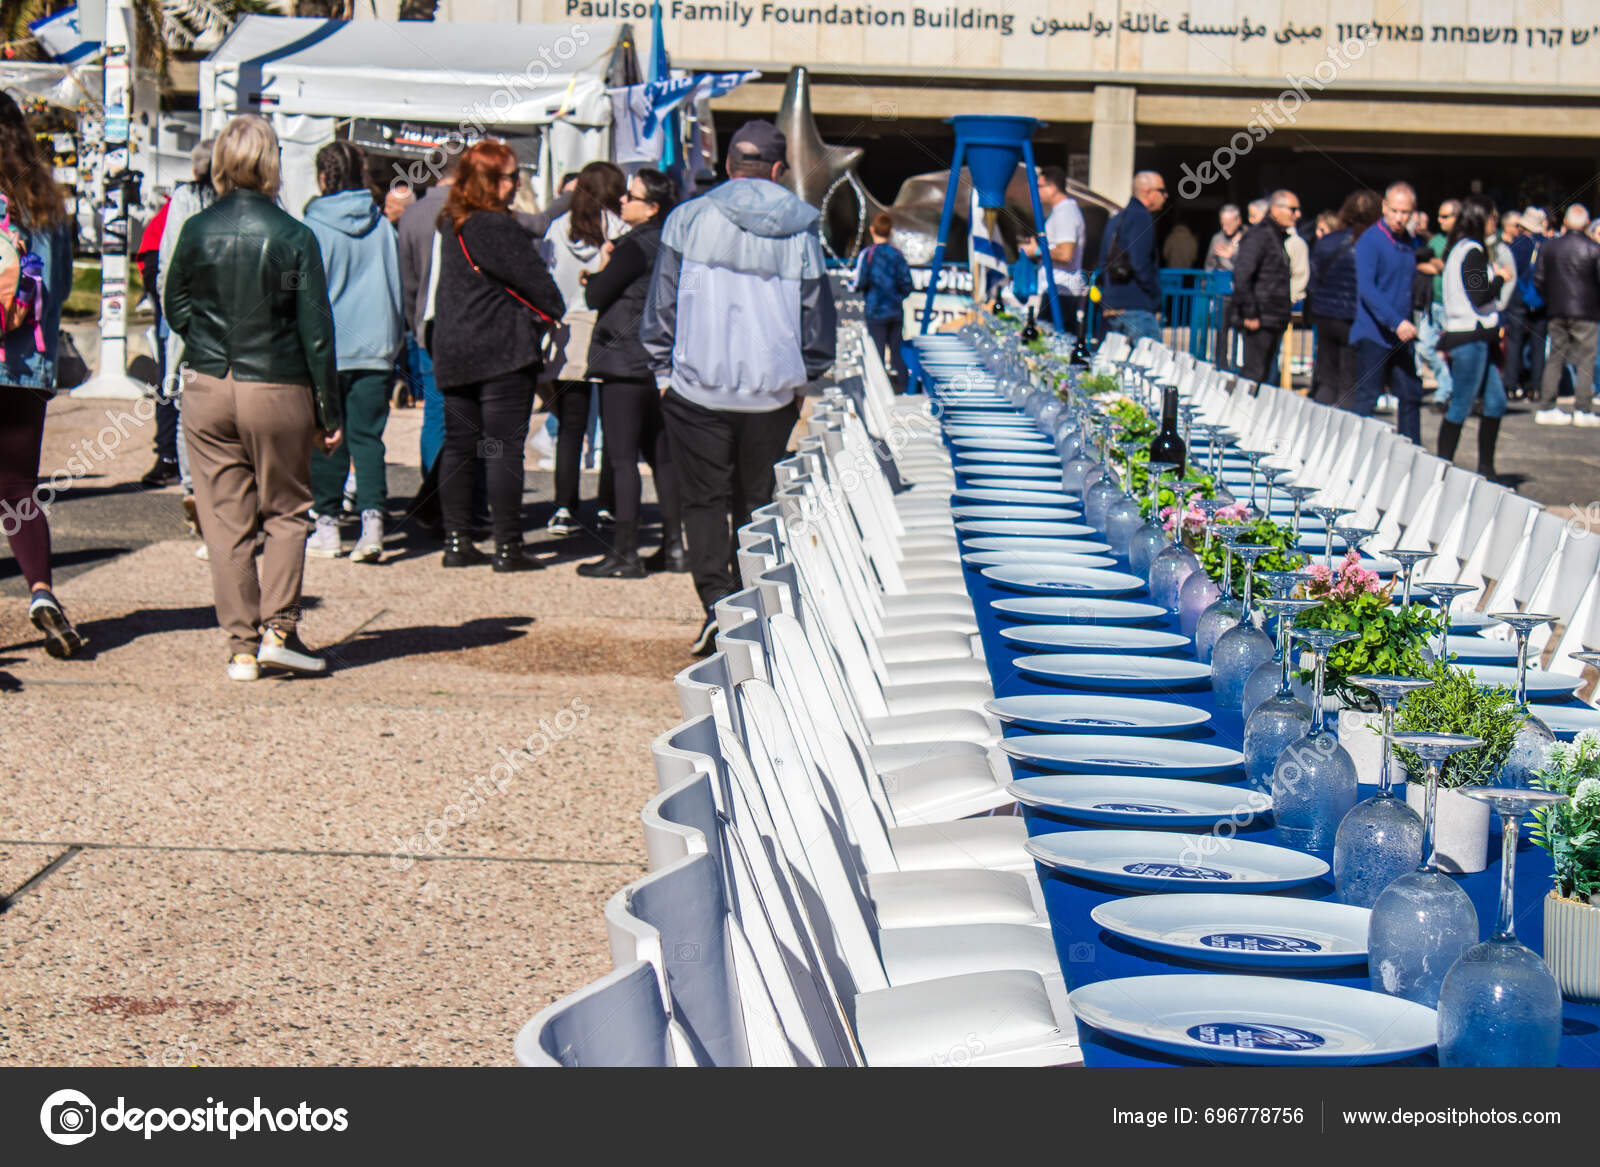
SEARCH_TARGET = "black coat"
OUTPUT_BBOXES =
[1231,220,1293,328]
[430,209,566,389]
[1534,229,1600,321]
[585,220,661,383]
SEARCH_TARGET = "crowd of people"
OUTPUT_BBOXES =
[1,104,834,676]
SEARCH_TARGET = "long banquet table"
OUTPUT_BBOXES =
[911,336,1600,1067]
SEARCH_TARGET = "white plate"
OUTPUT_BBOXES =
[1090,895,1369,970]
[944,420,1039,431]
[1531,703,1600,738]
[1009,776,1268,828]
[959,520,1098,539]
[964,535,1113,555]
[1068,975,1435,1064]
[959,477,1077,493]
[953,450,1062,465]
[1001,734,1244,775]
[963,551,1118,569]
[950,436,1056,452]
[1000,624,1191,654]
[953,464,1063,480]
[986,694,1210,734]
[951,487,1077,506]
[1016,653,1212,690]
[952,504,1082,522]
[1025,830,1329,892]
[1456,665,1583,699]
[1443,635,1519,664]
[990,596,1167,624]
[982,564,1145,594]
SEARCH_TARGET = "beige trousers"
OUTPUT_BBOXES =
[182,370,317,656]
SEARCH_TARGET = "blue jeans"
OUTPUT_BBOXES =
[1109,308,1161,344]
[401,336,444,473]
[1415,302,1453,400]
[1444,339,1507,424]
[1353,338,1424,442]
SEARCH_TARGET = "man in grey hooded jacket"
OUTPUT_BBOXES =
[642,119,836,652]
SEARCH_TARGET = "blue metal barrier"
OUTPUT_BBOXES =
[1081,269,1233,362]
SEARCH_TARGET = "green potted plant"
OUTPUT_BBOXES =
[1392,662,1527,872]
[1532,731,1600,1003]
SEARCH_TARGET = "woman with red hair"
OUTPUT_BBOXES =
[430,140,565,571]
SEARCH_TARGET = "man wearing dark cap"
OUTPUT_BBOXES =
[643,118,837,653]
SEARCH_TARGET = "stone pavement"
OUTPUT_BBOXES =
[0,394,701,1066]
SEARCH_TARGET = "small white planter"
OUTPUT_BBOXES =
[1405,783,1490,873]
[1544,893,1600,1004]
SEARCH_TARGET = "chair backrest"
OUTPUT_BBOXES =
[1527,524,1600,657]
[514,961,676,1067]
[1483,509,1568,616]
[1459,491,1538,598]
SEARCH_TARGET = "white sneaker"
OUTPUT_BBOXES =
[1535,408,1573,425]
[306,513,343,557]
[258,627,328,674]
[1376,394,1397,412]
[342,469,358,515]
[227,653,259,682]
[195,543,209,561]
[546,507,577,536]
[350,509,384,562]
[1574,411,1600,428]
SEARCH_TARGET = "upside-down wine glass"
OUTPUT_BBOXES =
[1436,779,1566,1066]
[1211,544,1277,710]
[1270,627,1362,851]
[1242,573,1314,719]
[1424,582,1479,661]
[1149,488,1204,612]
[1283,484,1321,545]
[1240,449,1271,516]
[1105,441,1151,555]
[1177,500,1228,637]
[1383,548,1436,607]
[1129,461,1179,577]
[1194,525,1249,664]
[1367,732,1484,1007]
[1082,420,1124,531]
[1331,675,1434,908]
[1312,504,1357,572]
[1492,611,1559,785]
[1242,597,1321,788]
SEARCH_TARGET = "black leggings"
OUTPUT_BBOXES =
[600,379,680,537]
[440,367,534,543]
[549,379,615,515]
[0,387,51,588]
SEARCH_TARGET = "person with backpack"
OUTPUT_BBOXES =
[302,141,405,562]
[1503,206,1548,400]
[429,139,565,571]
[855,212,915,392]
[0,92,81,659]
[1095,171,1166,343]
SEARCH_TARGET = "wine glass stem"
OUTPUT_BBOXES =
[1222,545,1234,593]
[1515,630,1529,707]
[1495,808,1518,941]
[1422,762,1440,872]
[1401,565,1413,607]
[1241,564,1255,620]
[1276,618,1292,693]
[1378,702,1394,796]
[1310,651,1327,736]
[1291,501,1302,542]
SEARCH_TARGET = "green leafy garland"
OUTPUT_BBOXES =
[1198,516,1305,600]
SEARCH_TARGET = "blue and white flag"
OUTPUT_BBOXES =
[970,189,1007,274]
[641,70,760,137]
[29,5,102,64]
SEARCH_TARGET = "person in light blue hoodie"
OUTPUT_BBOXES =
[302,140,403,563]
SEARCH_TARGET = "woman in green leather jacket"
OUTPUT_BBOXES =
[165,115,344,682]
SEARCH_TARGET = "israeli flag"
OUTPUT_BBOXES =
[29,6,101,64]
[970,189,1007,276]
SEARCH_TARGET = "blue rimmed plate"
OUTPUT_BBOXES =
[1024,830,1329,893]
[1067,975,1435,1065]
[1015,653,1212,690]
[953,450,1061,466]
[958,520,1097,539]
[950,435,1056,451]
[990,595,1166,624]
[951,487,1078,506]
[1009,776,1268,828]
[952,464,1063,480]
[999,624,1191,654]
[1090,895,1369,970]
[981,564,1145,594]
[1531,702,1600,738]
[963,551,1118,570]
[952,504,1082,522]
[986,694,1210,734]
[1443,635,1519,664]
[1456,665,1582,699]
[1000,734,1243,775]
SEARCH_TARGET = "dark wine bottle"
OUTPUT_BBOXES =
[1020,305,1039,342]
[1148,385,1186,477]
[991,281,1005,314]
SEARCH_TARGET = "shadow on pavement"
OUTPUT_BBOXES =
[0,545,131,585]
[321,615,535,671]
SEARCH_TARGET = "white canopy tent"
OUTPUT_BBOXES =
[198,17,640,215]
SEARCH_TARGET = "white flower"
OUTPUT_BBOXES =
[1574,777,1600,816]
[1575,728,1600,752]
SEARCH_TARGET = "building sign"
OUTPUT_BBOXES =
[491,0,1600,92]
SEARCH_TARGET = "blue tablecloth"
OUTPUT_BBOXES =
[919,352,1600,1066]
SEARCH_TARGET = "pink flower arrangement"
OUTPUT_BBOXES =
[1305,549,1388,599]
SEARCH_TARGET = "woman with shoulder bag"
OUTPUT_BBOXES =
[575,168,682,578]
[541,161,625,535]
[1436,195,1515,477]
[0,91,81,659]
[430,140,565,571]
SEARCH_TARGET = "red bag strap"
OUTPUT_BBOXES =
[457,232,557,325]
